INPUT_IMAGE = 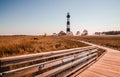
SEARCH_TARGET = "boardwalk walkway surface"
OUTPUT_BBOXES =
[77,41,120,77]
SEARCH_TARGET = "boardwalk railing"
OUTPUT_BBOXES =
[0,46,106,77]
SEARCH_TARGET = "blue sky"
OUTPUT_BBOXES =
[0,0,120,35]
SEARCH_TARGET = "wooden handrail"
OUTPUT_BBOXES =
[0,46,96,68]
[0,46,106,77]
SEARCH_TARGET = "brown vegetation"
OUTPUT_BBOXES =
[0,36,88,57]
[72,35,120,51]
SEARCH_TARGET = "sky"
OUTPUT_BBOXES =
[0,0,120,35]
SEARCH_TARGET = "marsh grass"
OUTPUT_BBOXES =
[72,36,120,51]
[0,36,88,57]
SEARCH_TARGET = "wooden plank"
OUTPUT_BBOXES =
[63,57,97,77]
[88,66,120,77]
[2,66,39,77]
[41,51,90,70]
[98,60,120,66]
[93,63,120,73]
[78,41,120,77]
[35,53,97,77]
[77,70,107,77]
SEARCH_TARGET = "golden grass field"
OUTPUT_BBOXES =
[0,36,88,57]
[0,35,120,57]
[72,35,120,51]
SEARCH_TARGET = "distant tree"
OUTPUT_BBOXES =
[95,32,101,35]
[44,33,47,37]
[102,31,120,35]
[76,31,80,36]
[58,31,66,36]
[81,29,88,36]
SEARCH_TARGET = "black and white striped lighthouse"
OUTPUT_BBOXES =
[66,12,70,33]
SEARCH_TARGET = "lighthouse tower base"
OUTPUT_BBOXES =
[66,32,73,36]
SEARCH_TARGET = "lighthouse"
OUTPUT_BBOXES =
[66,12,73,36]
[66,12,70,33]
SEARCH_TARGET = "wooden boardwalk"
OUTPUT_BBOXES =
[77,41,120,77]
